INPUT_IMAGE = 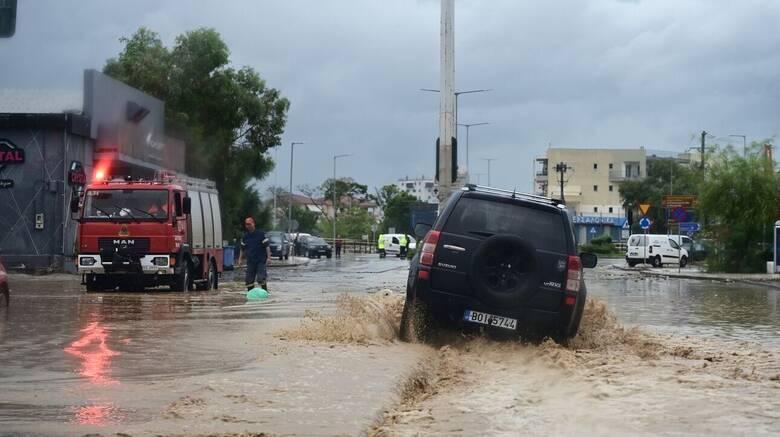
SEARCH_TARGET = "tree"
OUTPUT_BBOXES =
[104,27,290,237]
[322,178,368,203]
[375,184,400,209]
[383,192,423,235]
[317,207,374,240]
[698,142,778,272]
[280,205,319,234]
[619,159,701,233]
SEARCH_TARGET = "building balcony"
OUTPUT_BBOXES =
[609,170,642,182]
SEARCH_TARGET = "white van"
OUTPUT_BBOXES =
[625,234,689,268]
[381,234,417,256]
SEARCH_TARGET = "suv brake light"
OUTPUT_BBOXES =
[419,230,441,267]
[566,255,582,293]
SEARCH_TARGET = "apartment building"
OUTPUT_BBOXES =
[396,176,439,204]
[534,148,647,243]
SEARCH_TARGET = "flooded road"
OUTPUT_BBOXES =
[0,255,420,435]
[1,255,780,435]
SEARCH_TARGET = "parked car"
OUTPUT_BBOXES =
[625,234,689,267]
[301,236,332,259]
[0,257,9,306]
[289,232,312,256]
[400,185,597,342]
[267,231,290,261]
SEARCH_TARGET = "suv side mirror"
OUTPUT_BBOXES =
[414,223,432,238]
[182,197,192,215]
[580,252,598,269]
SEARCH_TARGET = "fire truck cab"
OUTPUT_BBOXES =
[73,173,223,292]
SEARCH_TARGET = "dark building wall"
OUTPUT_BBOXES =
[0,115,92,269]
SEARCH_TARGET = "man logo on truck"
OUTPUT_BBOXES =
[113,239,135,246]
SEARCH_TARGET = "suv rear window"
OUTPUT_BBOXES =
[443,197,568,253]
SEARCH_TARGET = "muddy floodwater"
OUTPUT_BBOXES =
[1,256,779,435]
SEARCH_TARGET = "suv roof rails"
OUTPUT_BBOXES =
[463,184,563,206]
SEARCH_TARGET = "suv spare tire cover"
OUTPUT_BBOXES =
[469,235,541,307]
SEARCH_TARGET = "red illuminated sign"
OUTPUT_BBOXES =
[0,139,24,164]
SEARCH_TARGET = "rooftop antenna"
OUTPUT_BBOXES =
[512,186,517,199]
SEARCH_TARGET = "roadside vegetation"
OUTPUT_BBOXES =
[620,140,778,273]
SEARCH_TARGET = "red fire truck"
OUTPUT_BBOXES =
[72,173,223,292]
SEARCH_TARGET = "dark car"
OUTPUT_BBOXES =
[400,185,597,342]
[267,231,290,261]
[301,236,332,259]
[0,257,9,307]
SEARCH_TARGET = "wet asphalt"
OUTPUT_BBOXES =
[1,255,779,434]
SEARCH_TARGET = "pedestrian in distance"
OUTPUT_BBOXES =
[237,217,271,292]
[335,235,343,258]
[399,234,408,258]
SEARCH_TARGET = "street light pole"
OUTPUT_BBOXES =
[483,158,496,186]
[288,141,305,235]
[730,134,747,157]
[457,122,488,182]
[272,147,279,229]
[421,88,492,139]
[332,154,350,246]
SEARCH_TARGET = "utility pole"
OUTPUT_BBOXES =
[288,141,305,235]
[700,130,707,170]
[457,122,488,182]
[555,162,568,203]
[332,154,350,247]
[483,158,495,186]
[436,0,456,205]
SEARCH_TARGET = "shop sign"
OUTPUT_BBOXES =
[68,161,87,186]
[0,138,25,165]
[0,138,24,189]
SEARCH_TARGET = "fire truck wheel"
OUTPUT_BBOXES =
[207,260,218,291]
[171,262,192,292]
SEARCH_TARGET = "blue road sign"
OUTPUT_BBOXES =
[639,217,651,230]
[672,207,688,222]
[679,222,700,233]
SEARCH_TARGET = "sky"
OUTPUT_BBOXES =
[2,0,779,196]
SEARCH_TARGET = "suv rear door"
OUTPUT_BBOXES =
[430,195,570,310]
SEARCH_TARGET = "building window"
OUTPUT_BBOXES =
[593,163,598,170]
[609,163,613,169]
[609,207,614,213]
[593,207,598,213]
[609,185,613,192]
[593,185,598,192]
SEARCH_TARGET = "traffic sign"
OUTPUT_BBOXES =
[639,203,651,215]
[679,222,700,233]
[639,217,651,230]
[662,195,697,208]
[589,227,597,235]
[672,207,688,222]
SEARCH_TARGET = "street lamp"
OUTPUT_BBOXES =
[288,141,305,235]
[483,158,496,186]
[730,134,747,157]
[457,122,489,182]
[332,153,351,247]
[420,88,492,139]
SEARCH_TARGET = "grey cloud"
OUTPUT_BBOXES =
[2,0,778,194]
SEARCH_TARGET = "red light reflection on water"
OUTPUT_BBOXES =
[64,322,120,385]
[72,403,120,426]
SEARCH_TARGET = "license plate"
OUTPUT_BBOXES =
[463,310,517,330]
